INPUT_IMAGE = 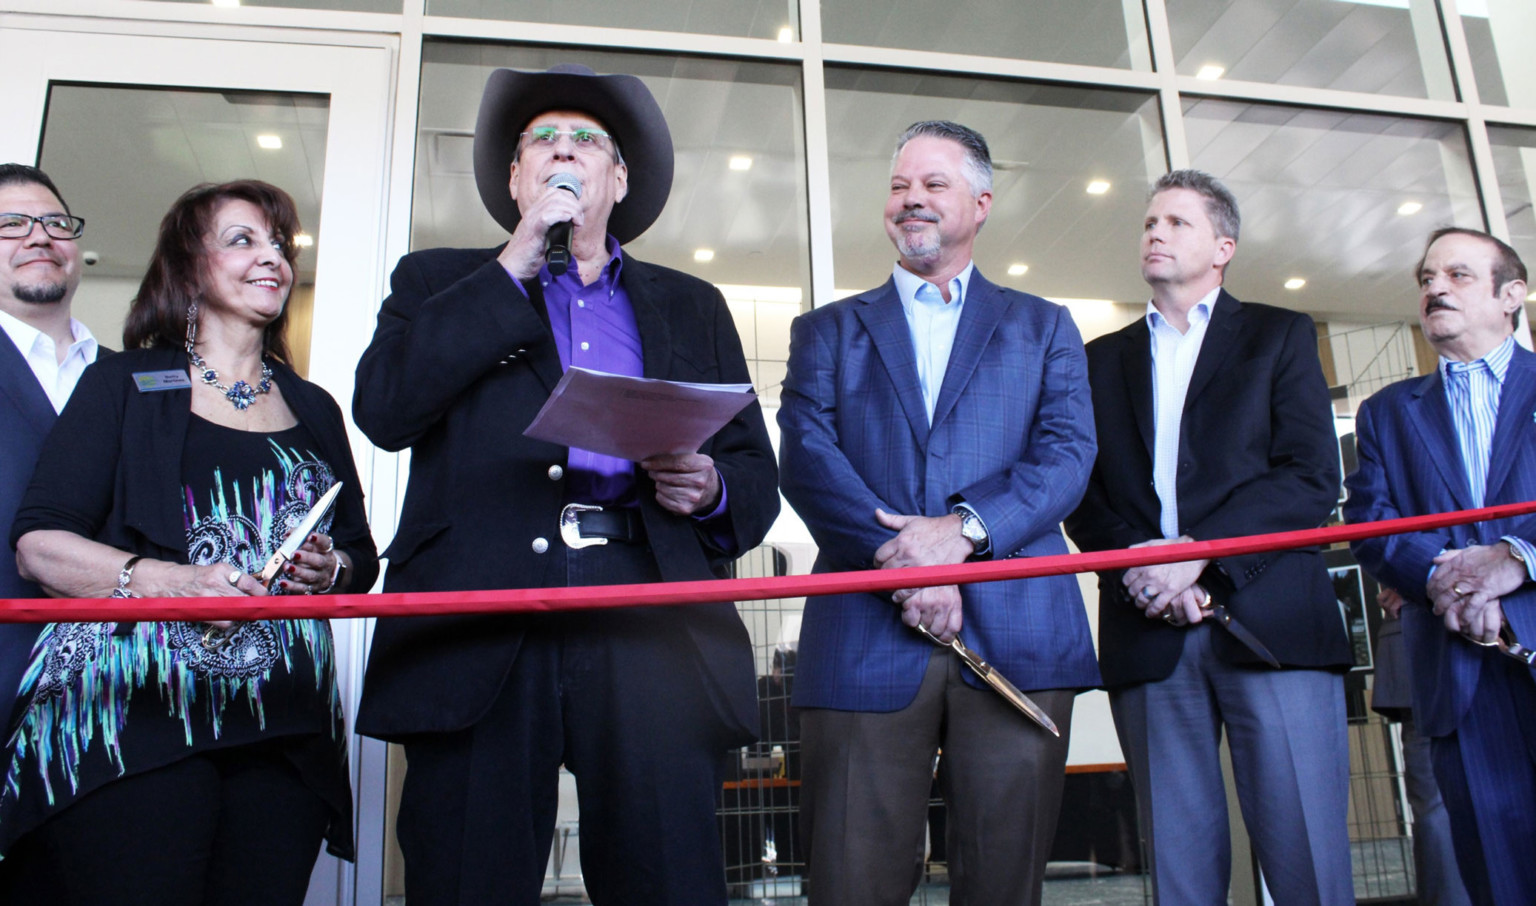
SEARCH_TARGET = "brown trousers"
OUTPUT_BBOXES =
[799,649,1075,906]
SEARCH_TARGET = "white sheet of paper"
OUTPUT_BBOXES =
[523,367,757,462]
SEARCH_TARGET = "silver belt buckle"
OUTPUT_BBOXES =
[560,503,607,549]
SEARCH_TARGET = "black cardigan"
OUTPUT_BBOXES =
[10,346,379,594]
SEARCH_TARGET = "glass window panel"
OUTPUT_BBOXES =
[1487,126,1536,322]
[426,0,798,41]
[37,83,329,373]
[135,0,400,11]
[821,1,1151,70]
[1183,98,1481,322]
[412,42,811,408]
[1167,0,1456,101]
[825,68,1166,323]
[1463,1,1536,108]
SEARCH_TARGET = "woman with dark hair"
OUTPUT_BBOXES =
[1,180,378,905]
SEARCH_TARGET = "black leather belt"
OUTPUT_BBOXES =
[560,503,644,548]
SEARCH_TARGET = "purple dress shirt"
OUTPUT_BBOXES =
[506,237,731,535]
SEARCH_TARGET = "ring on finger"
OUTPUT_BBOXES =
[1141,585,1155,601]
[1454,583,1469,597]
[226,569,243,587]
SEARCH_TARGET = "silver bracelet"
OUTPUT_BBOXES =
[316,553,345,594]
[109,555,144,599]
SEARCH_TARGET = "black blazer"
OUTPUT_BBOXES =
[9,346,379,600]
[352,247,779,742]
[1064,290,1351,686]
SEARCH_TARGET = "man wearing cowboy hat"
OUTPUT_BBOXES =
[353,64,779,905]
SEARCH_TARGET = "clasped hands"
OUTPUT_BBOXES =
[1424,543,1525,645]
[873,508,974,643]
[1122,537,1210,627]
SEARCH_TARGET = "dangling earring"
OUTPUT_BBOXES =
[185,300,200,350]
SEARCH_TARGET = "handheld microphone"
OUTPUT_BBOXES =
[544,172,583,277]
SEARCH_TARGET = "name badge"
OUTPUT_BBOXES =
[132,370,192,393]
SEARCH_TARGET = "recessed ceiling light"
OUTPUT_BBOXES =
[1086,180,1111,195]
[1397,201,1423,216]
[728,155,753,171]
[694,248,715,263]
[1196,64,1226,80]
[777,27,794,43]
[294,233,314,248]
[1007,263,1029,277]
[256,134,282,150]
[1284,278,1307,290]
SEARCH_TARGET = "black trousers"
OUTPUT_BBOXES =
[396,541,735,906]
[0,740,330,906]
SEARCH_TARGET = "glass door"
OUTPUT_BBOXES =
[0,25,396,906]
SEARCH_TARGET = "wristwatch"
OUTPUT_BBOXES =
[954,506,990,556]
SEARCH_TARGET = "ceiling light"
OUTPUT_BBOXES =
[777,27,794,43]
[1284,278,1307,290]
[728,155,753,171]
[1006,263,1029,277]
[211,0,240,6]
[1397,201,1423,216]
[256,134,282,150]
[1086,180,1111,195]
[694,248,715,263]
[1195,64,1226,81]
[294,233,314,248]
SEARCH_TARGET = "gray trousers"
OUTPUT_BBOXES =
[799,649,1075,906]
[1111,624,1354,906]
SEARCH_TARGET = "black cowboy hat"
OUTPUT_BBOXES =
[473,63,675,245]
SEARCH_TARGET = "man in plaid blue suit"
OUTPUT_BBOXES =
[1347,227,1536,905]
[778,121,1100,906]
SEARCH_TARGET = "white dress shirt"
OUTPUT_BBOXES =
[1147,288,1218,540]
[891,261,973,424]
[0,309,98,413]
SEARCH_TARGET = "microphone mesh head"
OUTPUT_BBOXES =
[546,172,583,199]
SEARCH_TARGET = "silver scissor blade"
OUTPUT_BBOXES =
[916,625,1060,736]
[1206,603,1281,668]
[256,482,343,586]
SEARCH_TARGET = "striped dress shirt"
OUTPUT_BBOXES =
[1441,335,1536,577]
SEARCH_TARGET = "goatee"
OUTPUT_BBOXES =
[12,281,67,304]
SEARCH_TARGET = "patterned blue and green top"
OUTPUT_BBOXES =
[0,415,350,860]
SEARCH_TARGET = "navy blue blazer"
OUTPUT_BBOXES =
[0,334,60,731]
[778,271,1101,712]
[1066,291,1350,686]
[1345,343,1536,738]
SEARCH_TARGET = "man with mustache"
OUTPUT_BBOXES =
[779,121,1099,905]
[1346,228,1536,905]
[0,164,96,743]
[1066,169,1353,904]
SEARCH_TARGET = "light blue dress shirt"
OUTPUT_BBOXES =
[1440,335,1536,579]
[891,261,973,424]
[1147,289,1217,540]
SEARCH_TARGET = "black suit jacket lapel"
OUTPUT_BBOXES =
[1119,319,1155,458]
[854,280,930,448]
[622,259,673,380]
[512,271,564,393]
[1183,289,1241,412]
[0,330,57,437]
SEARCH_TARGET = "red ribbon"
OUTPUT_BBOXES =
[3,500,1533,624]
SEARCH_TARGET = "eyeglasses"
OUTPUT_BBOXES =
[0,212,85,240]
[518,127,615,155]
